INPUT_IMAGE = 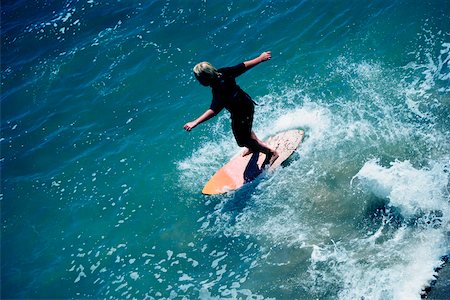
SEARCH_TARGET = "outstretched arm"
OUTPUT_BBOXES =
[183,109,216,131]
[243,51,271,69]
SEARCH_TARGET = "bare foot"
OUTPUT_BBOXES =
[262,150,279,168]
[269,151,279,165]
[242,147,253,157]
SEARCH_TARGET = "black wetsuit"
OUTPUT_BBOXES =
[209,63,256,147]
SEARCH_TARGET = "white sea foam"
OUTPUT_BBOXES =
[177,138,237,193]
[272,102,332,136]
[353,159,449,218]
[342,158,450,299]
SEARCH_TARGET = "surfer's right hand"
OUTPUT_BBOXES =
[183,121,196,131]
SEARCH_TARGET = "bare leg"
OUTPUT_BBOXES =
[243,131,279,166]
[242,147,253,157]
[242,132,266,156]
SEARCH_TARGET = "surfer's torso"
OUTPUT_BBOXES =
[209,63,255,118]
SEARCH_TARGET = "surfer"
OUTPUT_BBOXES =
[183,51,279,166]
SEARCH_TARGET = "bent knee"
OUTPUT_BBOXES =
[235,136,256,148]
[236,139,248,147]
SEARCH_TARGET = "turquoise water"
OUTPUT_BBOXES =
[1,0,449,299]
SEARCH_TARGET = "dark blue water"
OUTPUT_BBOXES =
[2,1,449,299]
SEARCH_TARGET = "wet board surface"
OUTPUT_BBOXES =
[202,129,304,195]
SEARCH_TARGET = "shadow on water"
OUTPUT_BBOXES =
[219,151,302,225]
[219,179,266,227]
[221,152,266,219]
[200,152,267,227]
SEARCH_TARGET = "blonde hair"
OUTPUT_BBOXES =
[193,62,221,85]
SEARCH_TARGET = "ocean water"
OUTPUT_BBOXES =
[1,0,449,299]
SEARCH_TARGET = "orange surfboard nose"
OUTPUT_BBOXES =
[202,168,238,195]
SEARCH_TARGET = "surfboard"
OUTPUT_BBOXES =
[202,129,304,195]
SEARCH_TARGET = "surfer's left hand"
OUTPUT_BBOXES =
[259,51,271,62]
